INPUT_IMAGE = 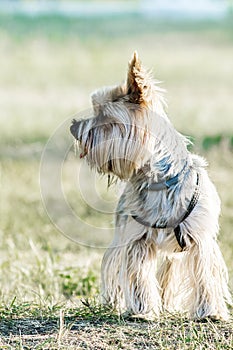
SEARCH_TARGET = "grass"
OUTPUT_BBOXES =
[0,301,232,349]
[0,13,232,349]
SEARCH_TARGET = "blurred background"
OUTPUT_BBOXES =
[0,0,232,308]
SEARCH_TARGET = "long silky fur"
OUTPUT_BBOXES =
[71,52,232,320]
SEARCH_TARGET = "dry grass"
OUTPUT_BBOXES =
[0,303,232,349]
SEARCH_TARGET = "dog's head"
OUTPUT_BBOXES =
[70,52,166,180]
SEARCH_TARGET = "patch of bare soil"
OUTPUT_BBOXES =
[0,315,232,350]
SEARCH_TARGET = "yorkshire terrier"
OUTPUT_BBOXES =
[70,52,231,320]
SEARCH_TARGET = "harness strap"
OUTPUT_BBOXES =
[132,172,201,249]
[147,171,181,191]
[174,172,200,248]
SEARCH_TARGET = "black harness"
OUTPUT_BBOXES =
[132,172,201,249]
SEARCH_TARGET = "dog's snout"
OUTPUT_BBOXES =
[70,119,81,138]
[70,123,77,138]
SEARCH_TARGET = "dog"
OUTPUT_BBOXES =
[70,52,231,320]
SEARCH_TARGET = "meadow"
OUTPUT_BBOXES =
[0,14,232,349]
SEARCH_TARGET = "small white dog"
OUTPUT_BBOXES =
[71,52,231,320]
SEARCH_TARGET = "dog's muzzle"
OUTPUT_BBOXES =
[70,119,81,140]
[70,119,89,158]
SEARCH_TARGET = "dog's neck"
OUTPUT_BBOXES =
[131,155,191,192]
[134,117,192,187]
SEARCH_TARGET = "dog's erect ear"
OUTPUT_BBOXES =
[127,51,152,105]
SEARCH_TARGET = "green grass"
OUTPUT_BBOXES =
[0,14,232,349]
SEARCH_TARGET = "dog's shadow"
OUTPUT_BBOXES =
[0,313,232,349]
[0,313,228,337]
[0,317,59,337]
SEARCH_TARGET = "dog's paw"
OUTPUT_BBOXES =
[195,314,229,323]
[121,311,156,321]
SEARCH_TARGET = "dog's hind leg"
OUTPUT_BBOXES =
[183,236,231,321]
[158,229,231,320]
[183,175,232,320]
[157,228,231,320]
